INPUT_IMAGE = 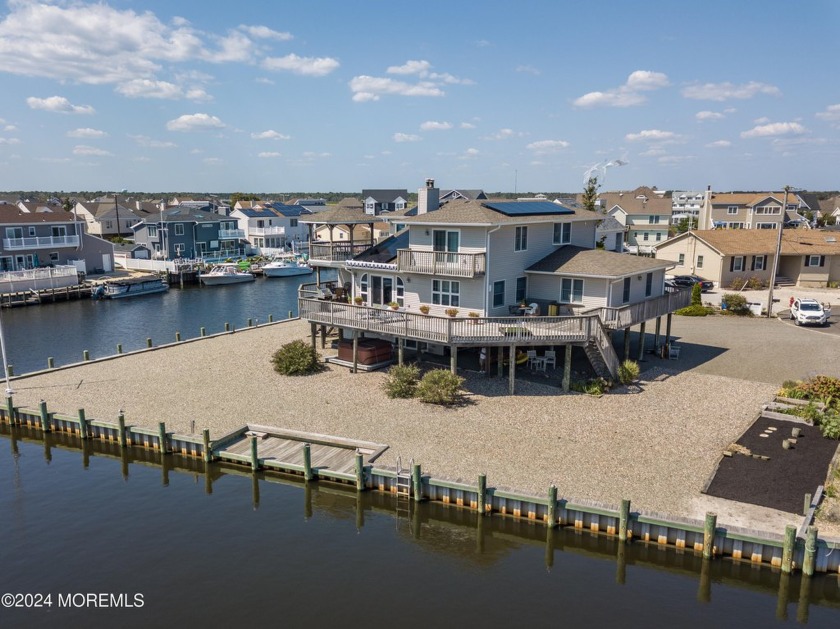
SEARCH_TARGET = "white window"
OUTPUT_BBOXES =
[806,255,822,267]
[752,255,765,271]
[655,232,662,241]
[174,243,185,256]
[49,251,59,262]
[754,205,780,215]
[553,223,571,245]
[515,277,527,302]
[732,256,744,272]
[432,279,460,306]
[697,255,704,268]
[642,232,649,241]
[678,253,685,265]
[650,215,660,224]
[560,278,583,304]
[105,221,113,229]
[514,226,528,251]
[493,280,505,307]
[28,226,36,236]
[148,226,157,237]
[727,206,739,215]
[174,224,184,236]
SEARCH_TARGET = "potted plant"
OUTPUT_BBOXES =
[445,307,459,317]
[354,296,364,305]
[419,304,430,315]
[388,301,400,310]
[468,311,480,324]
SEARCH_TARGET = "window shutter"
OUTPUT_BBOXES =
[820,255,826,267]
[805,256,811,267]
[750,256,756,271]
[729,257,735,272]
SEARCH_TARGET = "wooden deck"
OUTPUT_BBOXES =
[218,426,388,475]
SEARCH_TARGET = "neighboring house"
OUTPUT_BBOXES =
[654,229,840,288]
[362,189,408,215]
[131,207,243,259]
[818,196,840,221]
[230,203,311,254]
[294,198,329,213]
[0,206,114,274]
[601,186,672,253]
[670,190,706,225]
[439,189,487,202]
[74,200,143,238]
[299,178,688,386]
[17,200,63,213]
[595,215,626,252]
[697,191,809,230]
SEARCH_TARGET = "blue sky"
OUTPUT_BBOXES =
[0,0,839,194]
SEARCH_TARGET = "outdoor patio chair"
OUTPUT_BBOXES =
[524,303,540,316]
[543,350,556,369]
[526,350,537,369]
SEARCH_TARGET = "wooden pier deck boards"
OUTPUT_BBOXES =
[218,427,388,474]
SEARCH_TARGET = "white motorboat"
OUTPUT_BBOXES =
[262,254,313,278]
[97,277,169,299]
[199,263,255,286]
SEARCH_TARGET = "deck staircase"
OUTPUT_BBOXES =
[584,340,614,380]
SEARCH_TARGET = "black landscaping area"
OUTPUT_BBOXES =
[705,416,840,514]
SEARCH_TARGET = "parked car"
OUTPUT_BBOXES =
[789,298,830,326]
[670,275,714,292]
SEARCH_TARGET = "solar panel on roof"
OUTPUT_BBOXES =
[483,201,574,216]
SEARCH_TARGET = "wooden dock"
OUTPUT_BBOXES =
[2,283,92,307]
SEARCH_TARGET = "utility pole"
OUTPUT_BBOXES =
[766,185,790,318]
[114,194,121,239]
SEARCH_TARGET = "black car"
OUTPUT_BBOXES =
[670,275,714,292]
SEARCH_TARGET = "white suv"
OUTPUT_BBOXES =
[790,298,830,326]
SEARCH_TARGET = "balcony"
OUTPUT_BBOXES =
[310,242,371,263]
[218,229,246,239]
[250,226,286,237]
[580,288,692,330]
[396,250,486,278]
[3,235,80,250]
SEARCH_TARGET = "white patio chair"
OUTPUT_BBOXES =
[543,350,556,370]
[526,350,537,369]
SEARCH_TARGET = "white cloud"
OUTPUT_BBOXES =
[350,76,444,102]
[203,157,223,165]
[262,54,340,76]
[481,128,521,141]
[682,81,781,101]
[116,79,183,99]
[258,151,282,158]
[753,116,770,124]
[238,25,293,41]
[129,134,177,148]
[526,139,570,153]
[393,133,421,143]
[658,155,694,165]
[0,137,21,144]
[387,60,431,75]
[255,77,275,85]
[166,113,225,132]
[251,130,291,140]
[67,128,107,138]
[302,151,331,158]
[515,65,540,76]
[4,124,16,131]
[816,104,840,122]
[27,96,94,114]
[460,122,476,129]
[740,121,807,138]
[73,145,111,156]
[574,70,669,108]
[460,148,480,159]
[695,110,725,121]
[420,121,452,131]
[706,140,732,148]
[625,129,678,142]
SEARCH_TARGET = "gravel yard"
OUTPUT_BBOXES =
[8,311,840,534]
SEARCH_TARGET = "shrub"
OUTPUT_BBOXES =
[570,377,611,395]
[691,283,702,306]
[819,410,840,439]
[383,364,420,399]
[675,304,712,316]
[745,276,766,290]
[618,360,640,385]
[415,369,464,406]
[797,375,840,408]
[721,293,750,314]
[778,380,807,399]
[271,340,323,376]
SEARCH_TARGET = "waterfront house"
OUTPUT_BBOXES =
[654,229,840,288]
[230,203,311,255]
[697,191,811,230]
[131,207,243,259]
[0,206,114,283]
[361,189,408,215]
[439,189,488,202]
[74,199,143,239]
[601,187,672,254]
[299,179,689,389]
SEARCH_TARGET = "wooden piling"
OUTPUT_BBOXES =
[508,344,516,395]
[202,429,211,462]
[117,343,123,354]
[619,499,630,541]
[83,350,90,361]
[412,463,422,502]
[477,473,487,515]
[450,346,458,375]
[5,395,14,425]
[251,436,259,472]
[637,320,647,361]
[563,344,572,392]
[352,332,359,374]
[703,512,717,559]
[47,357,54,369]
[803,493,811,516]
[6,364,13,377]
[39,400,50,433]
[200,327,206,337]
[118,412,127,448]
[782,525,796,574]
[803,526,818,577]
[303,443,313,481]
[247,318,253,327]
[288,310,293,320]
[547,485,557,526]
[355,450,365,491]
[146,338,153,348]
[158,421,167,453]
[78,408,88,439]
[268,314,273,323]
[175,331,181,342]
[224,322,230,332]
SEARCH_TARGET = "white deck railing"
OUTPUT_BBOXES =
[3,235,80,250]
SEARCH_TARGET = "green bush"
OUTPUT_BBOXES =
[415,369,464,406]
[721,293,750,314]
[675,304,712,316]
[778,380,807,399]
[383,364,420,399]
[271,340,323,376]
[819,410,840,439]
[571,377,611,395]
[797,375,840,408]
[618,360,640,385]
[691,282,702,306]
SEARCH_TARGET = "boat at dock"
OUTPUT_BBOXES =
[199,263,256,286]
[262,254,312,278]
[96,277,169,299]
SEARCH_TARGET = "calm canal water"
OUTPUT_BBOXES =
[1,428,839,628]
[2,273,333,375]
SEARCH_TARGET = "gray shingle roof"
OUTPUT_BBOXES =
[526,245,671,277]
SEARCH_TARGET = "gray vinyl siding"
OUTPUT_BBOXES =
[408,226,485,252]
[568,220,598,248]
[78,234,115,272]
